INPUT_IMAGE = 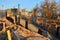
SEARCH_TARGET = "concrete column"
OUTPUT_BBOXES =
[17,16,20,25]
[3,22,6,32]
[43,18,48,37]
[13,16,15,24]
[6,11,7,17]
[15,15,20,25]
[25,20,28,29]
[7,29,12,40]
[15,16,17,24]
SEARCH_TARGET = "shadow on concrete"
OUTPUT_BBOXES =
[6,17,14,24]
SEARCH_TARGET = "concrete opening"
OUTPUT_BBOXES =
[6,17,14,24]
[38,29,42,35]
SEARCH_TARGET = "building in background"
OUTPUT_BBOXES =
[0,10,6,18]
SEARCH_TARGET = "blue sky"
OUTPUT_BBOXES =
[0,0,60,10]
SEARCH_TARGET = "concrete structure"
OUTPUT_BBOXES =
[0,17,50,40]
[6,8,21,24]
